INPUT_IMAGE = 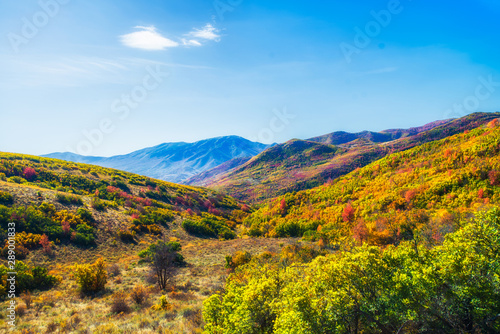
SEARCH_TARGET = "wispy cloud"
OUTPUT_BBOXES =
[120,26,179,50]
[0,55,214,89]
[187,24,221,42]
[181,39,202,47]
[119,23,221,51]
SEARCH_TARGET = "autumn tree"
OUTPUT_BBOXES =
[140,240,183,290]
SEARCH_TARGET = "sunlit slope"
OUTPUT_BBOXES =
[204,113,500,203]
[244,118,500,244]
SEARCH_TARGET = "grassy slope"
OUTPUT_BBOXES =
[0,153,300,333]
[244,118,500,243]
[204,112,500,203]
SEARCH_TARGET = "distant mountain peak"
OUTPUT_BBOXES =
[43,135,269,183]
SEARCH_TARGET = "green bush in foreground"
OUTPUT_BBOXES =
[204,208,500,334]
[0,262,57,298]
[0,191,13,205]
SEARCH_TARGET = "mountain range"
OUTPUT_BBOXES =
[188,113,500,202]
[2,111,500,333]
[44,136,269,184]
[44,113,500,203]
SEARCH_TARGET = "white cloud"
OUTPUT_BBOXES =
[120,23,221,51]
[120,26,179,50]
[182,39,202,47]
[188,24,221,41]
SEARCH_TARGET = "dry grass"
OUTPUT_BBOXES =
[130,285,148,305]
[0,180,299,333]
[110,291,130,314]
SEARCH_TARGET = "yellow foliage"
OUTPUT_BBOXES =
[151,295,172,311]
[72,258,107,293]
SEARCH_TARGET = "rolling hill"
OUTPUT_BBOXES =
[0,151,250,246]
[2,115,500,333]
[243,117,500,243]
[197,113,500,203]
[44,136,269,184]
[0,152,303,332]
[308,119,452,145]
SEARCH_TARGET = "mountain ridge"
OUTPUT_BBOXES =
[44,135,269,184]
[198,113,500,202]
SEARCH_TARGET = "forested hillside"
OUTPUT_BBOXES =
[204,113,500,203]
[243,118,500,246]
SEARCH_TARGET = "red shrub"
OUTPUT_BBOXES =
[208,207,222,216]
[279,199,287,214]
[489,170,500,186]
[39,234,52,255]
[342,203,355,223]
[353,220,368,243]
[405,189,417,203]
[23,167,37,181]
[62,220,71,235]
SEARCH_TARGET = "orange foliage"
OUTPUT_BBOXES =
[487,118,500,128]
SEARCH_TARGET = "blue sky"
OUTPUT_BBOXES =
[1,0,500,156]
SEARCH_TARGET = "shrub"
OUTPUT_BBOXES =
[76,208,93,222]
[108,263,121,277]
[72,224,96,246]
[117,229,135,243]
[46,322,59,333]
[0,243,30,260]
[16,303,26,317]
[182,219,215,237]
[110,291,130,314]
[130,285,148,305]
[342,203,355,222]
[23,167,37,181]
[489,170,500,186]
[56,193,83,206]
[225,251,252,270]
[62,220,71,235]
[0,262,57,296]
[39,234,53,256]
[182,217,236,239]
[91,197,107,211]
[21,291,32,309]
[15,231,42,249]
[0,191,13,205]
[73,258,107,294]
[147,224,162,235]
[151,295,171,311]
[8,176,25,184]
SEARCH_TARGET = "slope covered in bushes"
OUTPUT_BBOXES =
[204,208,500,333]
[0,152,250,263]
[204,113,500,203]
[244,119,500,245]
